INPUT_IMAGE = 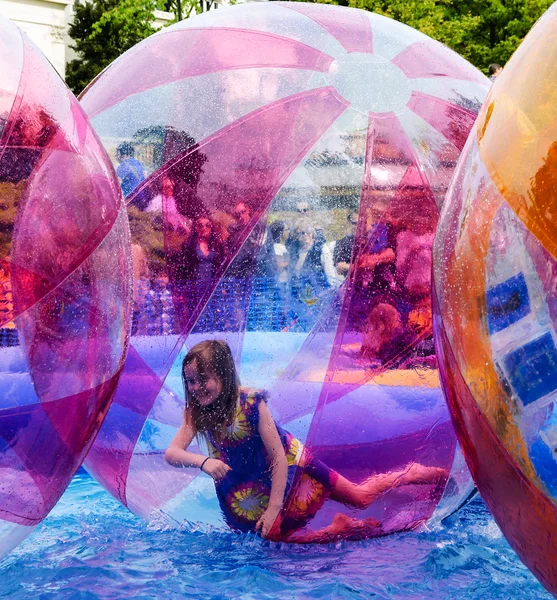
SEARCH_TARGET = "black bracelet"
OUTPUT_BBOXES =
[200,457,211,472]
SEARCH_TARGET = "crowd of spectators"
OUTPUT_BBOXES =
[128,179,437,370]
[1,184,437,375]
[0,137,437,374]
[131,198,340,336]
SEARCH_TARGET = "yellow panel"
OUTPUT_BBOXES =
[302,367,440,388]
[477,13,557,260]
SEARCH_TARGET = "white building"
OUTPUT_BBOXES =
[0,0,175,78]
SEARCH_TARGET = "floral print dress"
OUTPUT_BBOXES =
[205,388,336,537]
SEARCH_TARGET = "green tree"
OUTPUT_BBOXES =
[66,0,158,95]
[163,0,205,21]
[451,0,554,67]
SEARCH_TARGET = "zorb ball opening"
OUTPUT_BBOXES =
[81,2,489,541]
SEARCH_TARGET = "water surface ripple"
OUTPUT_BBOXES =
[0,471,550,599]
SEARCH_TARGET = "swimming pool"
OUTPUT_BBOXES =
[0,469,550,599]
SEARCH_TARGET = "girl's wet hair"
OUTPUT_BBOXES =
[182,339,239,442]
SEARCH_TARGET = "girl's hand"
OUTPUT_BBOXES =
[255,504,282,539]
[202,458,231,482]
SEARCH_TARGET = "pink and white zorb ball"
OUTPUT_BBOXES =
[0,16,131,556]
[81,3,488,541]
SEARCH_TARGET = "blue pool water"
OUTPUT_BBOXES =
[0,470,551,599]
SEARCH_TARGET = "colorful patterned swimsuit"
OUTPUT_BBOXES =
[205,388,337,537]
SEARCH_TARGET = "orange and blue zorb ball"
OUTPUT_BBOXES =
[0,16,132,556]
[81,2,489,541]
[433,4,557,595]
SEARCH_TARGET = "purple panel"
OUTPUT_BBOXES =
[280,2,373,54]
[407,91,478,151]
[291,421,454,538]
[84,347,179,506]
[279,111,449,537]
[392,41,488,83]
[81,28,335,118]
[0,371,120,525]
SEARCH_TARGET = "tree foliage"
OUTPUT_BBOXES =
[66,0,159,95]
[66,0,554,94]
[456,0,554,67]
[290,0,554,72]
[66,0,214,94]
[163,0,207,21]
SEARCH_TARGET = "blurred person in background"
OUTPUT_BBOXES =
[488,63,502,82]
[116,142,146,203]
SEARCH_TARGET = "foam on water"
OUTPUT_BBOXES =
[0,471,550,599]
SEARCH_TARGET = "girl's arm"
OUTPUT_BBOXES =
[165,411,231,481]
[255,401,288,538]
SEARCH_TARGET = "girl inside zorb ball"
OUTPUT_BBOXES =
[166,339,444,540]
[80,2,490,541]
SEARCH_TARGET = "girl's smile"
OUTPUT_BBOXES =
[184,361,223,406]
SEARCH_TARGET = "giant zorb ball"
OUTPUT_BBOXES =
[0,17,131,556]
[81,3,488,540]
[433,4,557,595]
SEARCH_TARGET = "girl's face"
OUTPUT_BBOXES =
[184,360,223,406]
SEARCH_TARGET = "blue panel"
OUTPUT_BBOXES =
[530,435,557,500]
[486,272,530,334]
[503,332,557,407]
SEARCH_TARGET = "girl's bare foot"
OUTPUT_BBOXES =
[398,463,447,486]
[330,464,448,511]
[357,464,447,506]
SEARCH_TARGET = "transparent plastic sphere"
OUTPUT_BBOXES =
[0,17,132,556]
[433,4,557,595]
[81,3,488,541]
